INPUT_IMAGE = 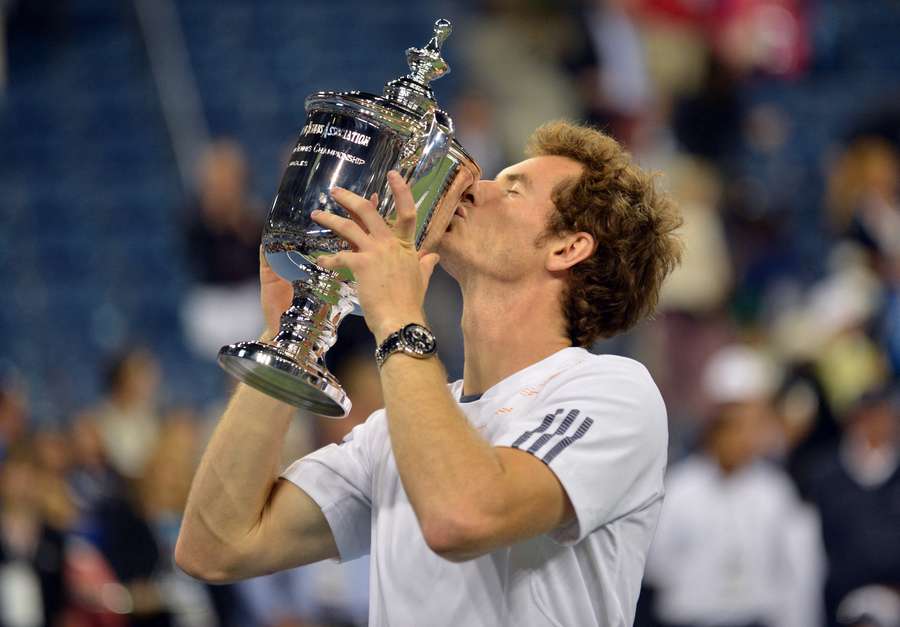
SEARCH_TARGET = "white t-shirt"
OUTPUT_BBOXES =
[644,456,825,627]
[282,347,668,627]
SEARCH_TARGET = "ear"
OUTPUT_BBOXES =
[545,232,596,272]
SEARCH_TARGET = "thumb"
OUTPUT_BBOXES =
[259,246,277,282]
[419,253,440,285]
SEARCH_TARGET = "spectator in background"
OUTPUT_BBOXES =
[645,344,824,627]
[67,412,177,627]
[65,413,133,623]
[31,428,76,534]
[803,386,900,627]
[67,414,125,521]
[0,441,67,627]
[827,138,900,279]
[185,140,261,284]
[182,140,264,360]
[92,348,162,481]
[582,0,654,144]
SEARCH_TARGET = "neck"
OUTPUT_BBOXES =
[459,275,571,396]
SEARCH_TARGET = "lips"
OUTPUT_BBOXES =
[454,206,467,219]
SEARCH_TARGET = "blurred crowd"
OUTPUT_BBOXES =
[3,0,900,626]
[0,344,380,627]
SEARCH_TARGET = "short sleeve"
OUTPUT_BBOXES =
[494,357,668,545]
[280,413,380,562]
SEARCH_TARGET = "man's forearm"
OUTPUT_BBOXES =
[176,383,295,569]
[379,353,506,550]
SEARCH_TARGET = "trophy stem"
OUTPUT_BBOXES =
[217,269,355,417]
[274,277,351,366]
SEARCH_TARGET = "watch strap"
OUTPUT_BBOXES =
[374,329,404,369]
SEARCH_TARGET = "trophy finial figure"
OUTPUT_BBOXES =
[383,18,453,113]
[427,19,452,54]
[406,18,452,86]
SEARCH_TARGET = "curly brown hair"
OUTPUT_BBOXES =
[527,121,683,346]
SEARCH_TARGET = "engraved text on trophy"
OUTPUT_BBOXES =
[264,110,405,282]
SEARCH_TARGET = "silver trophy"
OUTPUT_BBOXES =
[217,19,481,417]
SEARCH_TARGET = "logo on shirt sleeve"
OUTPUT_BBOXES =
[510,408,594,463]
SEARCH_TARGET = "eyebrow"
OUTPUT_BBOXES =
[499,172,533,191]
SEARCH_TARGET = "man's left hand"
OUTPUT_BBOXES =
[311,170,440,344]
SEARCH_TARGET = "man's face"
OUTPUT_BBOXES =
[438,155,583,282]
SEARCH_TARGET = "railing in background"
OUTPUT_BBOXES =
[132,0,209,192]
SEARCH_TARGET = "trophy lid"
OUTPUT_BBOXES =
[383,19,452,115]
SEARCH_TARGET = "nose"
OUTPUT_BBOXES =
[460,179,490,207]
[460,185,477,207]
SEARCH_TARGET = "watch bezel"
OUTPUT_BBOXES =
[400,323,437,357]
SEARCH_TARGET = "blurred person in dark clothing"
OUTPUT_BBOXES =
[182,140,265,358]
[185,140,262,286]
[772,361,841,498]
[0,441,66,627]
[66,413,175,627]
[67,414,126,519]
[91,498,174,627]
[645,344,824,627]
[803,386,900,627]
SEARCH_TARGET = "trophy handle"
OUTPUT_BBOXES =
[401,109,454,248]
[406,109,453,177]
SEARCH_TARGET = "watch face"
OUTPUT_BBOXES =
[401,324,437,356]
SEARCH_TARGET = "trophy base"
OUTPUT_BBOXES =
[218,341,351,418]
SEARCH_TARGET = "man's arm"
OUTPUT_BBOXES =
[175,251,338,582]
[380,351,574,562]
[174,383,338,582]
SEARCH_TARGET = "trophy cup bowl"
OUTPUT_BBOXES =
[217,19,481,417]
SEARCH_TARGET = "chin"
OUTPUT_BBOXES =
[436,230,459,255]
[436,240,466,280]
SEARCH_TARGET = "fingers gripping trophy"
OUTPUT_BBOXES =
[217,20,481,418]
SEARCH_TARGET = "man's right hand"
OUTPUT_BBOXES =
[259,246,293,339]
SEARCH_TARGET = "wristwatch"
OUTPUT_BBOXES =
[375,323,438,368]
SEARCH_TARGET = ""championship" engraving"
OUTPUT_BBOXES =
[289,143,366,167]
[301,122,372,147]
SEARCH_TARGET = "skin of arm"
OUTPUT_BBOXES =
[313,173,575,561]
[174,255,339,582]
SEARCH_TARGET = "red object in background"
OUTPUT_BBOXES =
[637,0,715,25]
[63,539,127,627]
[714,0,811,77]
[638,0,810,77]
